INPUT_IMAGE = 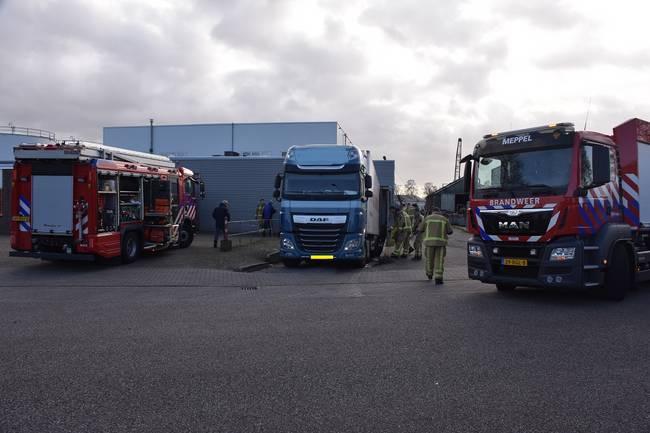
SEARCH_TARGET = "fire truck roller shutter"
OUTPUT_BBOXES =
[32,175,73,235]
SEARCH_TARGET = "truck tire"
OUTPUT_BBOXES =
[282,258,301,268]
[179,223,194,248]
[121,231,141,264]
[352,240,370,268]
[603,243,631,301]
[496,283,516,292]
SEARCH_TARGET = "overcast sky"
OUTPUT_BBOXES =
[1,0,649,188]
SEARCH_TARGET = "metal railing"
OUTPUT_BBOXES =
[226,219,280,237]
[0,125,55,140]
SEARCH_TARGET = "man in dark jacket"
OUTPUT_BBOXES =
[262,201,275,237]
[212,200,231,248]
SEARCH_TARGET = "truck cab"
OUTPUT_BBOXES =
[274,144,384,267]
[464,121,650,299]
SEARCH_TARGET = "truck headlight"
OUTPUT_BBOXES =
[281,237,295,250]
[468,244,483,258]
[344,238,361,251]
[549,247,575,261]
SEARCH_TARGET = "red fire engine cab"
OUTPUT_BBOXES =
[10,141,204,263]
[464,118,650,300]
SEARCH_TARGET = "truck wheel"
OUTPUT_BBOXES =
[496,283,516,292]
[121,231,141,264]
[179,223,194,248]
[352,258,367,269]
[603,244,631,301]
[364,239,371,262]
[282,258,301,268]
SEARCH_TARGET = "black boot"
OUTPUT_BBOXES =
[435,278,443,285]
[213,241,218,248]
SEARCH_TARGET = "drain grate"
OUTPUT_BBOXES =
[241,286,258,291]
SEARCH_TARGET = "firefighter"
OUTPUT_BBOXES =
[262,200,276,236]
[418,207,453,283]
[389,205,403,258]
[401,204,415,257]
[255,199,265,233]
[411,204,423,260]
[392,204,412,258]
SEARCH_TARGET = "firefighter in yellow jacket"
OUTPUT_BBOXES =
[411,204,424,260]
[255,199,265,232]
[392,205,412,258]
[417,208,453,283]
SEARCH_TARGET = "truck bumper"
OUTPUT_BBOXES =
[10,250,96,262]
[467,236,585,289]
[279,232,365,262]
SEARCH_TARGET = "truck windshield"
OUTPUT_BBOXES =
[475,146,573,198]
[283,172,360,199]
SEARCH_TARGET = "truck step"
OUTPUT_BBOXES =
[583,265,600,270]
[583,246,599,251]
[584,282,600,288]
[143,243,158,251]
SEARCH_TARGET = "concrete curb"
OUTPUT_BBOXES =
[265,250,281,264]
[234,262,272,273]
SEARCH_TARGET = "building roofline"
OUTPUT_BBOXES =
[104,121,340,130]
[170,156,286,161]
[429,177,464,196]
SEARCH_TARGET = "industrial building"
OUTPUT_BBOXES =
[425,177,468,225]
[103,121,351,158]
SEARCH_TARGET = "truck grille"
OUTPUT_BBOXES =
[481,210,553,236]
[294,223,346,254]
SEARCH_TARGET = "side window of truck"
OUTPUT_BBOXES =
[609,148,618,182]
[581,142,611,188]
[184,179,194,197]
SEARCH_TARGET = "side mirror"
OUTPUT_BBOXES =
[273,189,280,199]
[199,181,205,198]
[274,174,282,189]
[365,190,374,198]
[365,174,372,189]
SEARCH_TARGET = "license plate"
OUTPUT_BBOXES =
[12,216,29,222]
[311,255,334,260]
[502,258,528,267]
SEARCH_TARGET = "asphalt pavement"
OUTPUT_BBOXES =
[1,233,649,433]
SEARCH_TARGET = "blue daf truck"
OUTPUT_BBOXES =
[274,144,390,267]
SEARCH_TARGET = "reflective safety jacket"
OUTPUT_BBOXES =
[419,213,453,247]
[256,203,265,219]
[400,210,412,231]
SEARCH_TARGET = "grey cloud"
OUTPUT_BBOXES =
[0,0,216,140]
[2,0,644,188]
[537,45,650,70]
[210,0,290,50]
[496,0,583,30]
[432,38,509,100]
[359,0,477,48]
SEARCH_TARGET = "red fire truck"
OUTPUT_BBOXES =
[10,141,204,263]
[464,118,650,300]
